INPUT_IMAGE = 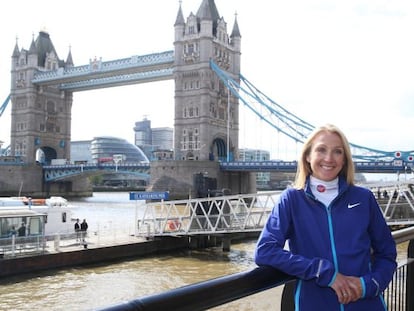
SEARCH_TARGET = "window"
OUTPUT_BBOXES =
[188,43,194,54]
[46,101,55,113]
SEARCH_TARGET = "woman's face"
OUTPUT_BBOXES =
[306,131,345,182]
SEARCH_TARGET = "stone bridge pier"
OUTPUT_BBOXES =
[148,160,256,200]
[0,165,92,197]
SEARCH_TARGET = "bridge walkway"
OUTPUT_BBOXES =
[365,181,414,226]
[137,192,280,238]
[138,181,414,239]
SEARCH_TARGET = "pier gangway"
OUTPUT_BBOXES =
[136,191,281,238]
[364,180,414,226]
[137,180,414,238]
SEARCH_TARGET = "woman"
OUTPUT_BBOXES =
[255,124,397,310]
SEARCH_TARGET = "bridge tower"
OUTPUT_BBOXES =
[173,0,241,161]
[10,31,73,164]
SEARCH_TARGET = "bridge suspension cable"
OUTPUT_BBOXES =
[0,94,11,118]
[210,60,414,163]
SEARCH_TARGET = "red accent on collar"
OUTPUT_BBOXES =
[316,184,326,193]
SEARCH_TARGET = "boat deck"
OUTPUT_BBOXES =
[0,231,147,259]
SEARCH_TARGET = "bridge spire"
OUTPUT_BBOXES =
[174,0,185,26]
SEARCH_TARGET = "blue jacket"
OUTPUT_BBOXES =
[255,176,397,311]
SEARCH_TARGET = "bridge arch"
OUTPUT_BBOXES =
[211,137,226,161]
[36,146,57,164]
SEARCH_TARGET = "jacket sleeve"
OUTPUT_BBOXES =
[254,190,335,287]
[360,193,397,298]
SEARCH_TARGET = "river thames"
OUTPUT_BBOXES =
[0,192,283,311]
[0,190,408,311]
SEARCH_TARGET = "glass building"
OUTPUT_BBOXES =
[134,117,173,160]
[134,118,152,147]
[239,148,271,189]
[90,136,149,163]
[70,140,93,163]
[152,127,173,151]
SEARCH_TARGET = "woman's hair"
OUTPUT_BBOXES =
[294,124,355,189]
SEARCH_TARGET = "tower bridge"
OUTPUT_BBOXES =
[0,0,413,197]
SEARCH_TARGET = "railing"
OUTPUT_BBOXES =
[0,235,47,258]
[219,160,413,173]
[42,162,150,181]
[137,192,280,237]
[0,223,139,259]
[137,189,413,238]
[99,226,414,311]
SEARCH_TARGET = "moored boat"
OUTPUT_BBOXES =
[0,196,75,235]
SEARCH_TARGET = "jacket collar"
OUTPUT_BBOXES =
[305,175,349,197]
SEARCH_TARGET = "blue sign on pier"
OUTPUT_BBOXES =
[129,191,169,201]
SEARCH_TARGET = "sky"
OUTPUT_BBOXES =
[0,0,413,161]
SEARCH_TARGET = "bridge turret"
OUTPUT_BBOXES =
[230,15,241,74]
[174,2,185,40]
[173,0,240,162]
[9,30,73,164]
[28,36,38,67]
[65,47,74,68]
[174,2,185,66]
[11,39,19,70]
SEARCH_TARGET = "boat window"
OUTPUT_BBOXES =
[29,217,41,235]
[0,217,22,237]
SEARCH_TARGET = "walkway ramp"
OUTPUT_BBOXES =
[363,180,414,226]
[137,181,414,238]
[136,192,281,237]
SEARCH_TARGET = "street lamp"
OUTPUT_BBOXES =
[227,81,232,162]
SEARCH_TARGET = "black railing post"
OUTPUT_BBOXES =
[281,280,295,311]
[406,239,414,311]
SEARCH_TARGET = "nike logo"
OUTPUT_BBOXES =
[348,202,361,209]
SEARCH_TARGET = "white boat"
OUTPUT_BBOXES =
[0,196,75,236]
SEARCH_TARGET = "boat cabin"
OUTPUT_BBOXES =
[0,196,74,235]
[0,209,46,238]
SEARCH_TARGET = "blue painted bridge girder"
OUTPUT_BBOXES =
[42,160,413,182]
[220,160,413,173]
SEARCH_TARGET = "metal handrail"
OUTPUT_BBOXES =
[99,266,293,311]
[98,226,414,311]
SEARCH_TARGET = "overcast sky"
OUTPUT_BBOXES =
[1,0,413,160]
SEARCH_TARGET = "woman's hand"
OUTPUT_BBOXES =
[331,273,363,304]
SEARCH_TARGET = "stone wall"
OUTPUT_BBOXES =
[0,164,92,197]
[0,164,44,196]
[148,160,256,199]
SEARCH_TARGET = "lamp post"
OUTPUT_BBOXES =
[227,81,231,162]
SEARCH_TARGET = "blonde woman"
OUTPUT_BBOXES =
[255,124,396,310]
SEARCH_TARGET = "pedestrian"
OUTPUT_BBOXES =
[74,218,80,241]
[254,124,397,310]
[18,223,26,236]
[80,219,88,242]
